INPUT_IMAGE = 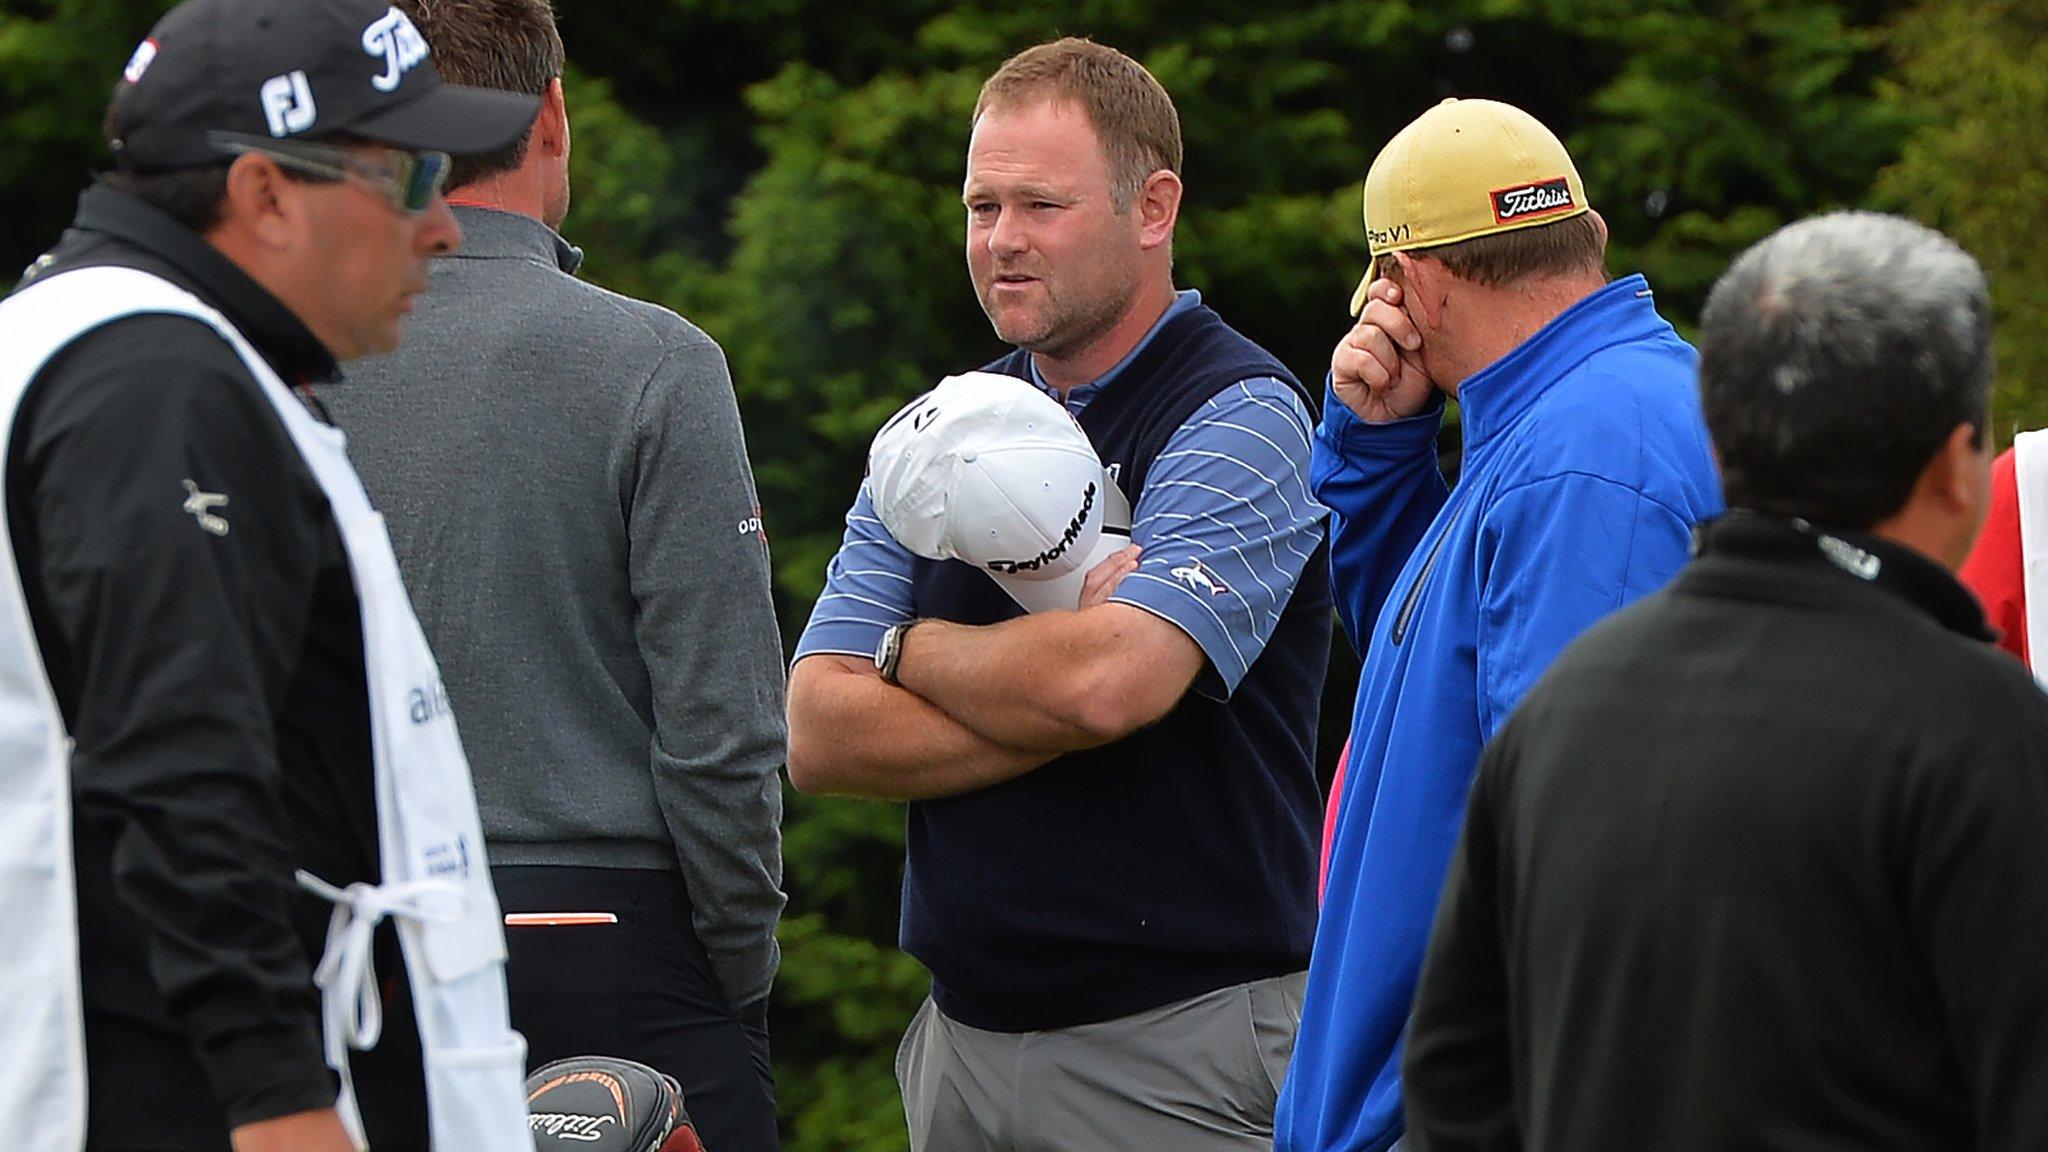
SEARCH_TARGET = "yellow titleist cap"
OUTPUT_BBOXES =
[1349,97,1589,315]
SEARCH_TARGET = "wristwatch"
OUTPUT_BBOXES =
[875,619,920,686]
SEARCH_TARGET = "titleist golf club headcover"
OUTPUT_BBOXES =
[526,1055,706,1152]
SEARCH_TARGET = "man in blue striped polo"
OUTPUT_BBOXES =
[786,35,1331,1152]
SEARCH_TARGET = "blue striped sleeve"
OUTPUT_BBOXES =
[1109,377,1326,697]
[792,483,919,663]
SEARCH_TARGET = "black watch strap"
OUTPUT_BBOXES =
[876,619,918,685]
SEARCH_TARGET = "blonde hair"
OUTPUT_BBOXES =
[974,37,1181,213]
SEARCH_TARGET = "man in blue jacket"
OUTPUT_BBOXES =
[1276,98,1723,1152]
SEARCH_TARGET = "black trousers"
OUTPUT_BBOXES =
[495,864,779,1152]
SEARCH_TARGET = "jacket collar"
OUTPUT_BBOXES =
[1691,510,1994,641]
[443,204,583,275]
[72,182,339,383]
[1458,274,1669,448]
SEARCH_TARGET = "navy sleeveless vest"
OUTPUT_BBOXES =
[902,304,1331,1030]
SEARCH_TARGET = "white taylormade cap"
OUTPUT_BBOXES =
[868,371,1132,614]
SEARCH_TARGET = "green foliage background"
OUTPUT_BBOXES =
[3,1,2041,1148]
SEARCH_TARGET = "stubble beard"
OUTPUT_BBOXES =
[980,266,1136,362]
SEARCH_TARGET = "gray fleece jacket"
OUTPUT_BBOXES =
[329,206,786,1008]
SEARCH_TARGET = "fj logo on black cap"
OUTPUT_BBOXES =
[261,71,317,136]
[107,0,541,172]
[362,7,430,93]
[1490,177,1575,225]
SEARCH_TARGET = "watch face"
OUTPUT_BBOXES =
[876,625,900,678]
[877,620,915,683]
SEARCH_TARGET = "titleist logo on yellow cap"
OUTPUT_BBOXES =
[1491,177,1575,224]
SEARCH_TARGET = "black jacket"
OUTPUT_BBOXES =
[1406,511,2048,1152]
[7,184,426,1150]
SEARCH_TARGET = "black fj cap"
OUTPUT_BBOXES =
[107,0,540,171]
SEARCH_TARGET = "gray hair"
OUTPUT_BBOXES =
[1699,210,1993,528]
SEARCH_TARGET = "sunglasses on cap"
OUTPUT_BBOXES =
[206,130,453,215]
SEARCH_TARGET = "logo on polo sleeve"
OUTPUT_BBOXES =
[1172,558,1230,596]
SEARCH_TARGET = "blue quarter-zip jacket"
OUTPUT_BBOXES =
[1277,275,1723,1152]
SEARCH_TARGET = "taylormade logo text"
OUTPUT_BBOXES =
[986,482,1094,574]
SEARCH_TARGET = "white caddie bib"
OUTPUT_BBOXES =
[2014,430,2048,686]
[0,267,531,1151]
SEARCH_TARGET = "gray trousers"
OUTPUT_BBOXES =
[896,971,1306,1152]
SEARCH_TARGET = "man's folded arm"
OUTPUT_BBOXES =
[891,604,1205,751]
[785,652,1057,800]
[786,487,1062,800]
